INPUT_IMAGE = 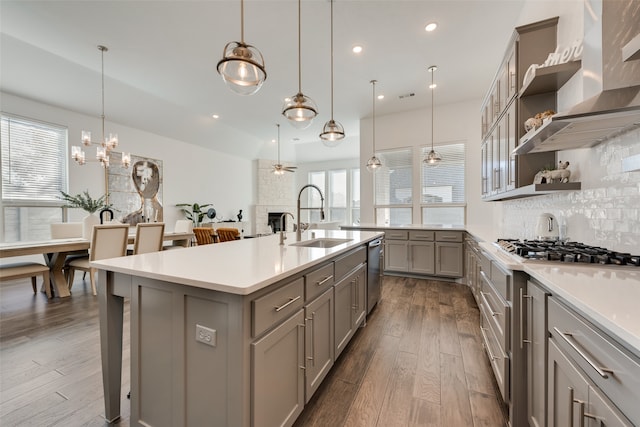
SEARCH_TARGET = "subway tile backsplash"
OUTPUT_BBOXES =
[500,127,640,254]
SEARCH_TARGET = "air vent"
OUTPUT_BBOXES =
[399,93,415,100]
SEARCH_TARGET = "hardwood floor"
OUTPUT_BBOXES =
[0,275,506,426]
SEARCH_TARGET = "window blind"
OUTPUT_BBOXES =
[374,148,413,205]
[421,142,465,204]
[1,114,68,202]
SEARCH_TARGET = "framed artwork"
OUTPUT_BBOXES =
[108,152,163,226]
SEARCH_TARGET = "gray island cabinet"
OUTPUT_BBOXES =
[93,230,382,427]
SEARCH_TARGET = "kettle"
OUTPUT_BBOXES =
[535,213,559,241]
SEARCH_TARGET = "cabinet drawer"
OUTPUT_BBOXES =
[334,246,365,282]
[480,305,509,403]
[478,250,492,274]
[409,230,434,241]
[435,231,463,242]
[252,278,304,337]
[548,297,640,425]
[489,262,510,301]
[305,263,335,301]
[479,270,510,350]
[384,230,408,240]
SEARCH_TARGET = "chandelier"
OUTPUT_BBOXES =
[71,45,130,169]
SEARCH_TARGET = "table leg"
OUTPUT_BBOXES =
[48,252,71,298]
[98,270,124,423]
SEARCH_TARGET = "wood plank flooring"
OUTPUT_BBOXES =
[0,274,506,426]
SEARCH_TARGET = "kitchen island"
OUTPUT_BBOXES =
[92,229,383,427]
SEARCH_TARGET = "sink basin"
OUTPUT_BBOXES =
[290,238,353,248]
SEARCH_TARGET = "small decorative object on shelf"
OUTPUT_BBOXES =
[534,161,571,184]
[524,109,555,132]
[237,209,243,222]
[176,203,212,227]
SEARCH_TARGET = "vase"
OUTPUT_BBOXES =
[83,213,100,239]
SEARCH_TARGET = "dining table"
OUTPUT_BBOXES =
[0,231,193,298]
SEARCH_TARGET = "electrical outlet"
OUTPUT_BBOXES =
[195,324,216,347]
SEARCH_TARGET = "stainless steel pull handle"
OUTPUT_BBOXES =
[307,312,315,367]
[274,295,301,312]
[352,278,357,311]
[510,71,516,90]
[480,291,499,317]
[298,323,306,370]
[553,327,614,379]
[520,288,532,349]
[317,275,333,286]
[480,327,499,361]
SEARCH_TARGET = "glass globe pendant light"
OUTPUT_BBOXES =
[282,0,318,129]
[424,65,442,165]
[217,0,267,96]
[320,0,345,146]
[366,80,382,172]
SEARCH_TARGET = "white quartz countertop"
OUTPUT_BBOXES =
[479,241,640,357]
[341,223,466,231]
[91,229,383,296]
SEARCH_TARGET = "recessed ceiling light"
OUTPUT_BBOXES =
[271,139,276,143]
[212,114,219,119]
[377,94,384,100]
[429,83,437,89]
[352,45,363,54]
[425,22,438,32]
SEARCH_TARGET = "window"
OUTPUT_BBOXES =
[374,148,413,226]
[305,167,359,226]
[1,114,68,241]
[420,142,466,225]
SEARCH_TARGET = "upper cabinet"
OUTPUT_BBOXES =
[481,17,563,201]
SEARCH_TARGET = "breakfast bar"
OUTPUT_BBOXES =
[92,229,383,426]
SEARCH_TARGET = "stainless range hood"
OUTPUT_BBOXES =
[514,0,640,155]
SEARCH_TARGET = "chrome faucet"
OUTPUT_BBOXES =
[296,184,325,242]
[279,212,295,245]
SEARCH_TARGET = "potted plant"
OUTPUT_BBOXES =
[59,190,111,238]
[176,203,212,227]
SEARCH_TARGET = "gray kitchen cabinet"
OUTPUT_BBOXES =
[435,242,463,277]
[524,280,549,427]
[548,297,638,426]
[384,239,409,272]
[409,241,435,275]
[304,287,334,403]
[334,264,366,359]
[252,309,305,427]
[547,339,632,427]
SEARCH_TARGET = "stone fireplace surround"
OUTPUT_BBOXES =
[252,159,296,235]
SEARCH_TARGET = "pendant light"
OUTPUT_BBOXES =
[217,0,267,96]
[366,80,382,172]
[282,0,318,129]
[319,0,345,146]
[273,124,297,175]
[424,65,442,165]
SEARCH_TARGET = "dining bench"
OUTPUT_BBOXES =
[0,261,51,298]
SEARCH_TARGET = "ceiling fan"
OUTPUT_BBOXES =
[273,123,297,174]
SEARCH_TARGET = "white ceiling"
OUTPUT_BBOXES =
[0,0,526,163]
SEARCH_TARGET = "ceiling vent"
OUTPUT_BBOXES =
[398,93,415,100]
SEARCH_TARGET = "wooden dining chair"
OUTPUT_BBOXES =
[67,224,129,295]
[193,227,214,245]
[0,261,51,298]
[132,222,165,255]
[216,227,240,242]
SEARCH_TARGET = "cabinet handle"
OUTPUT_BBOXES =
[298,323,306,371]
[307,312,315,367]
[519,288,532,349]
[317,275,333,286]
[572,392,586,427]
[553,327,614,379]
[510,71,516,91]
[480,291,499,317]
[274,295,301,312]
[480,327,499,361]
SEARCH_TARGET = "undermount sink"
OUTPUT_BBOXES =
[289,238,353,248]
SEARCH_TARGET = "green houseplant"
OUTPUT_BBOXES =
[59,190,110,214]
[59,190,111,238]
[176,203,212,227]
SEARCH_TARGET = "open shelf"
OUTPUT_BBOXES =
[519,60,581,97]
[483,182,582,201]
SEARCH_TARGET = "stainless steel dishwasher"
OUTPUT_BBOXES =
[367,238,383,313]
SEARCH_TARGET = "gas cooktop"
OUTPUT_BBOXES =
[496,239,640,266]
